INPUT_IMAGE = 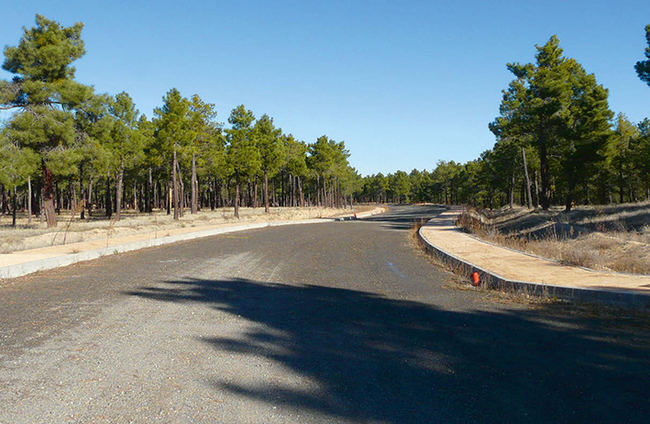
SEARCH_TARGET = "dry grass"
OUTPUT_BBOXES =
[457,206,650,275]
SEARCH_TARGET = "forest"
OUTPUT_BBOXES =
[0,15,361,228]
[1,16,650,229]
[358,28,650,211]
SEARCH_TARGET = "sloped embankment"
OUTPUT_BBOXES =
[457,202,650,275]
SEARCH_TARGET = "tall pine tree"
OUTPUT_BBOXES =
[0,15,93,226]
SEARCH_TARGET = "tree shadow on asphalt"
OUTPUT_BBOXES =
[126,278,650,423]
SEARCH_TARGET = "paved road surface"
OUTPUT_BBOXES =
[1,205,649,423]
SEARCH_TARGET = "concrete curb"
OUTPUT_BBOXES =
[0,218,331,280]
[0,207,388,280]
[417,218,650,310]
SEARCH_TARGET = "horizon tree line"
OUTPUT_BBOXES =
[359,27,650,211]
[0,15,361,227]
[2,17,650,225]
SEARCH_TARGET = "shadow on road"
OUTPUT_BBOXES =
[126,277,650,423]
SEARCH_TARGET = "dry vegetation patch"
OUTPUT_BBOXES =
[457,203,650,275]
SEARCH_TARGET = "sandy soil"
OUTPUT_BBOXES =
[0,206,378,254]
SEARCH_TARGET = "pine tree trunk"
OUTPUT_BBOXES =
[619,167,624,203]
[533,170,540,207]
[176,156,185,217]
[173,149,180,220]
[253,177,256,208]
[226,177,232,206]
[191,153,198,214]
[521,147,533,209]
[279,175,283,207]
[73,181,77,210]
[1,184,6,215]
[248,179,253,207]
[133,180,138,211]
[11,186,17,227]
[116,158,124,221]
[27,176,32,225]
[105,176,112,218]
[214,177,220,208]
[264,169,270,213]
[32,178,41,218]
[234,173,240,219]
[154,180,159,210]
[248,181,252,208]
[79,163,85,219]
[272,179,276,206]
[88,175,93,216]
[298,176,304,207]
[509,171,515,208]
[42,165,57,227]
[336,178,340,208]
[325,179,329,207]
[210,177,215,210]
[55,182,61,214]
[147,168,153,213]
[539,141,551,209]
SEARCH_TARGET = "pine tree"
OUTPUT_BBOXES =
[0,136,39,226]
[154,89,192,219]
[226,105,260,218]
[633,119,650,199]
[506,36,571,209]
[282,135,309,207]
[188,95,218,214]
[107,92,144,220]
[504,35,614,210]
[137,115,157,212]
[0,15,93,226]
[608,115,639,203]
[253,114,282,213]
[635,25,650,87]
[73,93,113,218]
[561,65,613,210]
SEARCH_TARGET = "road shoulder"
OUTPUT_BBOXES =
[418,208,650,309]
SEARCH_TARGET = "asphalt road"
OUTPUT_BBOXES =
[1,205,649,423]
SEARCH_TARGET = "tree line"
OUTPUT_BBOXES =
[358,28,650,211]
[0,15,361,227]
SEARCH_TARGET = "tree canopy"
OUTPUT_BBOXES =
[635,24,650,86]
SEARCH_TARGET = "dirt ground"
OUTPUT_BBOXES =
[0,205,378,254]
[458,201,650,275]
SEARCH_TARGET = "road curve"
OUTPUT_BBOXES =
[0,205,649,423]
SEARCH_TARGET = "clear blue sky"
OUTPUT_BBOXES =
[1,1,648,175]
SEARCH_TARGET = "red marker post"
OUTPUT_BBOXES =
[471,271,480,286]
